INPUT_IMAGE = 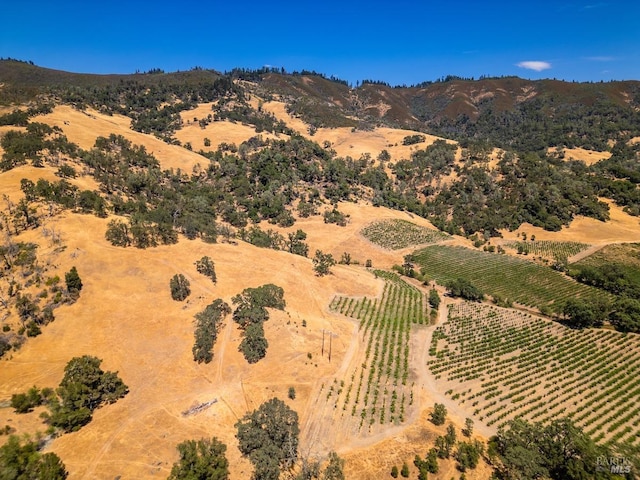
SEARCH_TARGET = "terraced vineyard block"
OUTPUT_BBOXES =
[413,245,609,310]
[503,240,591,263]
[429,302,640,445]
[328,271,428,428]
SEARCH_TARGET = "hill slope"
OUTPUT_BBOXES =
[3,59,640,151]
[1,60,640,479]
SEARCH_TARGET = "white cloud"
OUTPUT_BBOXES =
[517,61,552,72]
[585,56,615,62]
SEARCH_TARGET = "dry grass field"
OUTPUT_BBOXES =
[501,199,640,245]
[262,100,454,162]
[2,96,640,479]
[548,146,612,165]
[35,106,207,172]
[175,102,283,152]
[0,210,383,478]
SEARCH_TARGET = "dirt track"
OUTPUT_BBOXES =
[414,297,496,439]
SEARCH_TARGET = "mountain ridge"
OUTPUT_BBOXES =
[3,58,640,151]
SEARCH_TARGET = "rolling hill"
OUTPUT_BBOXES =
[1,60,640,479]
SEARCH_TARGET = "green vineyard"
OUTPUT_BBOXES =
[503,240,591,263]
[413,245,608,310]
[361,219,450,250]
[429,302,640,446]
[326,271,429,428]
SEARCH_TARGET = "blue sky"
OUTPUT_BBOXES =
[2,0,639,85]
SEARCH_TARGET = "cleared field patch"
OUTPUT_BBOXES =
[326,271,429,429]
[429,302,640,446]
[503,240,591,263]
[361,219,450,250]
[413,245,608,310]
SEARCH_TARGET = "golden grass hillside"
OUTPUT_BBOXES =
[501,199,640,244]
[0,153,473,478]
[548,146,612,165]
[35,106,207,172]
[0,203,483,478]
[0,208,380,479]
[262,100,453,161]
[2,98,640,480]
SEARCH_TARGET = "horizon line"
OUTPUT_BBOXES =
[1,57,638,88]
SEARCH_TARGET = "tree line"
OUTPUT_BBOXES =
[5,122,637,253]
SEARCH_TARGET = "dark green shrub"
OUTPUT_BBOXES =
[170,274,191,301]
[168,437,229,480]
